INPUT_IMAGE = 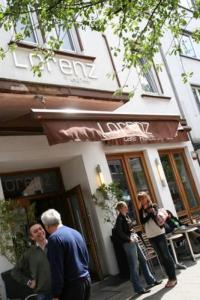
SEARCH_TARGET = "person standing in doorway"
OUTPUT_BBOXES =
[138,191,177,288]
[41,209,91,300]
[114,201,162,295]
[11,223,52,300]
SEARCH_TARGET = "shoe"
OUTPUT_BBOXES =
[165,280,177,288]
[137,288,151,294]
[175,263,187,270]
[147,280,163,288]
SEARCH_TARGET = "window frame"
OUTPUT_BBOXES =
[180,32,200,59]
[191,85,200,112]
[12,7,82,53]
[106,152,157,231]
[139,59,163,95]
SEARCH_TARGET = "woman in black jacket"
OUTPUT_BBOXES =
[114,201,162,295]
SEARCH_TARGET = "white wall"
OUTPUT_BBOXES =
[60,155,110,275]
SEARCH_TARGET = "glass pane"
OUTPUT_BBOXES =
[179,0,193,9]
[15,15,37,43]
[192,88,200,112]
[57,27,75,51]
[108,159,137,224]
[128,157,150,195]
[160,154,185,212]
[173,153,198,208]
[1,170,62,199]
[180,35,196,57]
[140,59,159,93]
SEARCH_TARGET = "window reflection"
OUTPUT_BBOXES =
[128,157,150,195]
[160,154,184,212]
[108,159,137,224]
[173,153,198,208]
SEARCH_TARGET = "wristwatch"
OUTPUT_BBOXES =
[27,279,32,287]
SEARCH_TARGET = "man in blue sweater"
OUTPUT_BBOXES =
[41,209,91,300]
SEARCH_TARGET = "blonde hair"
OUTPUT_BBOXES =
[137,191,152,205]
[115,201,127,211]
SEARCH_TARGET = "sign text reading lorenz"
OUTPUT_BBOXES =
[41,119,180,145]
[97,121,154,141]
[12,51,98,80]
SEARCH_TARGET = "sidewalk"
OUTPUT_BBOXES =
[91,257,200,300]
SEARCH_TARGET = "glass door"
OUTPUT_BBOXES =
[65,185,102,281]
[107,153,156,230]
[159,149,200,217]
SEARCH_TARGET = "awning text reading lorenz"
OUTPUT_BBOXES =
[31,109,189,146]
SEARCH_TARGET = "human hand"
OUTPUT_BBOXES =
[28,279,36,289]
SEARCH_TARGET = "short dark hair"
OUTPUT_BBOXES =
[28,222,43,235]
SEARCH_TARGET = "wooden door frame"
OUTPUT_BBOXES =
[159,148,200,217]
[106,152,156,231]
[65,185,102,280]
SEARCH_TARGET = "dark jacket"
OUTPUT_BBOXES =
[113,213,135,244]
[165,216,183,234]
[11,245,51,293]
[139,204,158,225]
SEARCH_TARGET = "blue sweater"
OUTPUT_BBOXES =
[47,225,90,297]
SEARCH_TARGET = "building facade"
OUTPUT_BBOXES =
[0,2,200,298]
[161,0,200,159]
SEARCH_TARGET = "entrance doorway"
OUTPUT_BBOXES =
[0,168,101,280]
[159,149,200,218]
[65,185,102,280]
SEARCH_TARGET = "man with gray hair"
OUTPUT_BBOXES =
[41,209,91,300]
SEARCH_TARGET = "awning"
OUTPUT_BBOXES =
[32,109,189,146]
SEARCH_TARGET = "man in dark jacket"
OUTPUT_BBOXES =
[41,209,91,300]
[114,201,162,295]
[11,223,51,300]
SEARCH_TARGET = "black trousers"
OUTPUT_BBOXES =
[149,234,176,280]
[61,277,91,300]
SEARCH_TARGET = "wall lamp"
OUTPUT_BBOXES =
[96,164,105,185]
[155,158,167,187]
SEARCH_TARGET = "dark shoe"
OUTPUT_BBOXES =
[154,280,163,286]
[148,280,162,288]
[137,288,151,294]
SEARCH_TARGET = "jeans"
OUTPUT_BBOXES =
[149,234,176,280]
[36,293,52,300]
[123,242,156,293]
[61,276,91,300]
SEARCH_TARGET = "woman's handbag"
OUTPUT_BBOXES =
[155,208,168,226]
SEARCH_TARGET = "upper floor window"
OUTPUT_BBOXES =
[55,26,76,52]
[180,33,200,58]
[139,59,162,94]
[191,86,200,112]
[15,13,38,44]
[179,0,194,9]
[13,9,80,53]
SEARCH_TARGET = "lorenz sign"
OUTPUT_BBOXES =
[12,51,98,83]
[40,119,187,146]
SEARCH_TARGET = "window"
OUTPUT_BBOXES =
[13,10,80,52]
[15,13,38,44]
[180,34,200,58]
[107,152,156,229]
[179,0,194,9]
[139,59,161,94]
[192,86,200,112]
[55,26,75,52]
[159,149,200,217]
[1,169,63,199]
